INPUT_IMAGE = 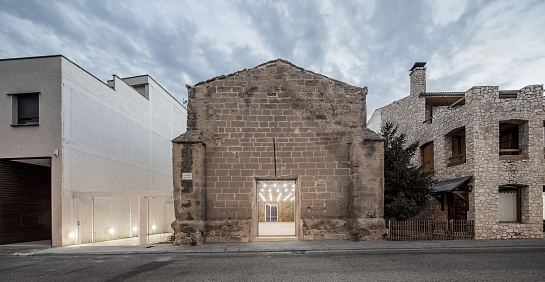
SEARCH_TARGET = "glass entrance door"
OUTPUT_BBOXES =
[257,180,296,236]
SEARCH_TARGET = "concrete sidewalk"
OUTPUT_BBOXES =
[6,238,545,256]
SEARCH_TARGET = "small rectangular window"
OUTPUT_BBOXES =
[499,120,529,160]
[499,123,520,155]
[421,142,434,172]
[499,186,521,222]
[499,128,518,153]
[423,105,433,124]
[18,94,39,125]
[448,128,466,166]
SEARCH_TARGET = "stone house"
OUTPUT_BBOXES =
[172,59,386,245]
[0,55,186,246]
[368,62,544,239]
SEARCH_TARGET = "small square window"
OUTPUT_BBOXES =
[9,93,40,126]
[17,94,39,125]
[499,126,519,154]
[499,120,528,160]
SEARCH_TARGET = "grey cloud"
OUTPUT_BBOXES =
[1,0,544,118]
[234,0,328,67]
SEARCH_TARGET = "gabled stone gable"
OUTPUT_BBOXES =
[172,59,385,245]
[187,59,368,132]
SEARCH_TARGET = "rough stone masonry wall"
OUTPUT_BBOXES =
[173,59,386,243]
[467,85,544,239]
[376,70,544,239]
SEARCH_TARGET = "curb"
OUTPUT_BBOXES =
[12,242,545,256]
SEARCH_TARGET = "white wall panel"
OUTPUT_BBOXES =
[61,58,187,195]
[59,58,185,244]
[152,171,173,192]
[61,64,150,125]
[70,150,150,192]
[151,132,172,175]
[150,84,171,138]
[70,88,150,168]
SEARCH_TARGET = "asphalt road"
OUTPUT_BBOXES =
[1,247,544,281]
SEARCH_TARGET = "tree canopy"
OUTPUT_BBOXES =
[381,121,435,221]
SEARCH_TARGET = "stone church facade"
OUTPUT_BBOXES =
[172,59,386,245]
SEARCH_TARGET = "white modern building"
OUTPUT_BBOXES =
[0,55,187,246]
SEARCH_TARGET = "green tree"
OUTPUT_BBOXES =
[381,121,435,221]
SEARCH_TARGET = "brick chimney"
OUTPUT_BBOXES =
[409,62,426,96]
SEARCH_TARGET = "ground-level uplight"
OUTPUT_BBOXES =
[68,232,75,239]
[109,228,115,235]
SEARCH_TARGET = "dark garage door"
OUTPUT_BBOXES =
[0,159,52,245]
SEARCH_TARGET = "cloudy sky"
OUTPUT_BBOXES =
[1,0,544,119]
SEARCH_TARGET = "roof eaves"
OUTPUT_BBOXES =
[0,54,63,62]
[421,92,465,97]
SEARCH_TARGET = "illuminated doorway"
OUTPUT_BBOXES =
[257,180,296,236]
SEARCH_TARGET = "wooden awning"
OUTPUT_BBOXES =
[432,176,472,193]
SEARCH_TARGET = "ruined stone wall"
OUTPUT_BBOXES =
[375,74,544,239]
[173,59,386,243]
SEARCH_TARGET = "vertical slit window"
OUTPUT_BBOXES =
[447,127,466,166]
[421,142,434,172]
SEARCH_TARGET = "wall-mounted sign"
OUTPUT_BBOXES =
[182,173,193,180]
